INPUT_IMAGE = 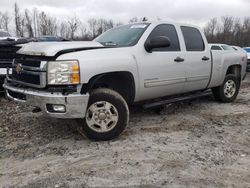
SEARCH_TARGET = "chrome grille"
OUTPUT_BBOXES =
[8,58,47,88]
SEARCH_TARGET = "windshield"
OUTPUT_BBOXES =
[244,48,250,53]
[0,31,11,37]
[95,23,150,47]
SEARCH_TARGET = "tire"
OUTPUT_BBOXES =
[78,88,129,141]
[212,74,240,103]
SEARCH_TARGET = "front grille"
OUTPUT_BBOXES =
[15,58,41,67]
[8,56,51,88]
[12,70,40,85]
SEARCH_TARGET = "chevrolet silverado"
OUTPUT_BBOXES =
[3,22,247,140]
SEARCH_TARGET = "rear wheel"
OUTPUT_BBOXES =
[78,88,129,141]
[212,74,240,103]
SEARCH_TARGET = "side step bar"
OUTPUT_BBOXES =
[143,90,212,109]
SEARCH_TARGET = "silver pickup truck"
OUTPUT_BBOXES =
[3,22,247,140]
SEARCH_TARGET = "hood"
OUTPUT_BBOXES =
[17,41,104,57]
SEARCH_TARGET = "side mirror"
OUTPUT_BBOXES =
[145,36,171,52]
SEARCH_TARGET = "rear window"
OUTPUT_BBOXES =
[181,26,205,51]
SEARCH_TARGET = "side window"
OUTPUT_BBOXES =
[181,26,205,51]
[147,24,180,51]
[211,46,222,50]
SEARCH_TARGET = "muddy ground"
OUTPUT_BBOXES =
[1,75,250,188]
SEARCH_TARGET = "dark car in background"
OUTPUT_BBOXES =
[0,39,33,91]
[0,35,69,91]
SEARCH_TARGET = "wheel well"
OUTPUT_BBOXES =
[81,72,136,104]
[226,65,241,78]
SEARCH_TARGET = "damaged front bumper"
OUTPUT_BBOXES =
[3,81,89,119]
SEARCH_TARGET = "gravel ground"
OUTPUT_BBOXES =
[1,75,250,188]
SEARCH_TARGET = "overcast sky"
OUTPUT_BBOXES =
[0,0,249,27]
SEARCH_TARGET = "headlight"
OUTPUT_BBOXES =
[47,60,80,85]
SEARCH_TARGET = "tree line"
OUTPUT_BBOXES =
[204,16,250,47]
[0,3,250,46]
[0,3,145,41]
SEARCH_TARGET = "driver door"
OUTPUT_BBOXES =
[138,24,186,101]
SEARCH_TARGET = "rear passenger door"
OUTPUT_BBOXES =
[180,26,211,92]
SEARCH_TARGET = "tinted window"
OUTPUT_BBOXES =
[181,26,205,51]
[147,24,180,51]
[211,45,222,50]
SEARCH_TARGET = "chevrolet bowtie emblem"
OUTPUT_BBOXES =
[16,63,23,74]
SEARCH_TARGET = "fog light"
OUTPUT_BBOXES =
[52,105,66,112]
[46,104,66,113]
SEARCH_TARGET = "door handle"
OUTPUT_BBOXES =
[174,57,185,62]
[202,56,210,61]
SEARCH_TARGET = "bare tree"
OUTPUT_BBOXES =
[204,18,218,42]
[25,9,34,37]
[204,16,250,47]
[0,11,10,31]
[129,17,139,23]
[60,21,70,39]
[88,18,98,39]
[38,11,58,36]
[32,8,39,37]
[68,17,80,39]
[79,22,91,40]
[242,17,250,46]
[96,19,114,36]
[221,16,234,43]
[14,3,23,37]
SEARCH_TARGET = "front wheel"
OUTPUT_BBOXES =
[212,74,240,103]
[78,88,129,141]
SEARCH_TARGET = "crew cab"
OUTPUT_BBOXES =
[3,22,247,140]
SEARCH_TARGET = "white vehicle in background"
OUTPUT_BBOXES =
[243,47,250,71]
[232,45,245,52]
[210,43,248,72]
[210,43,235,51]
